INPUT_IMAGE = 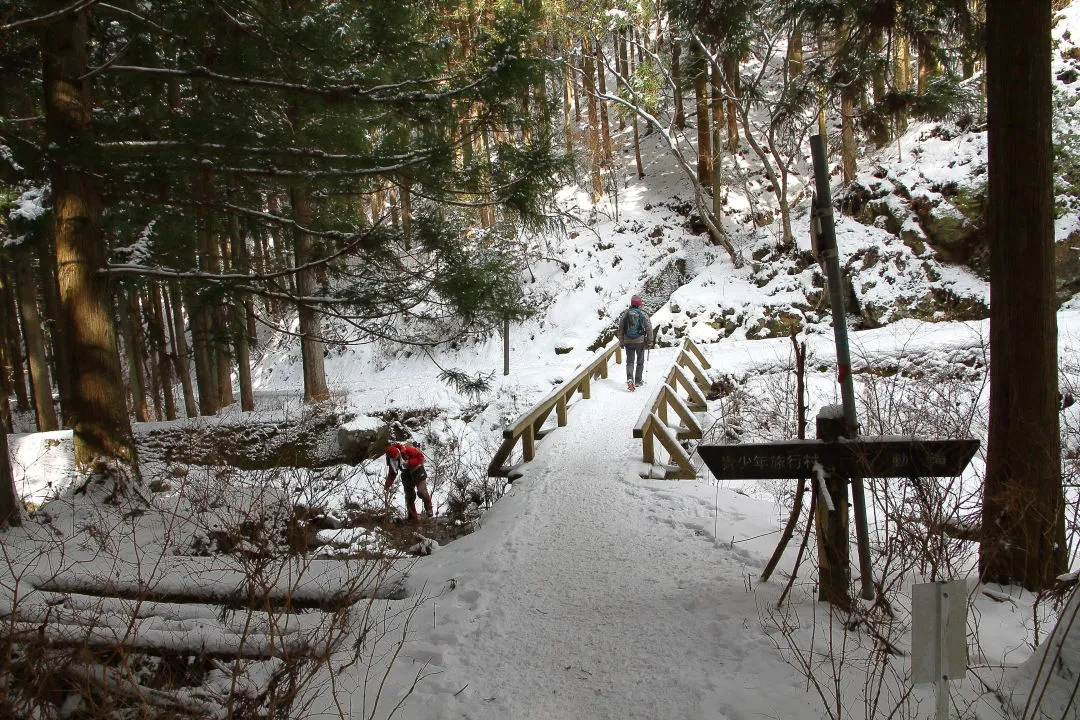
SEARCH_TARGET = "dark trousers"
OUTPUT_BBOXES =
[625,344,646,384]
[401,466,432,517]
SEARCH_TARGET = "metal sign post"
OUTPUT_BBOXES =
[911,580,968,719]
[809,134,875,601]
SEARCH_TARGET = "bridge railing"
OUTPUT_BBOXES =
[488,340,623,478]
[633,338,712,479]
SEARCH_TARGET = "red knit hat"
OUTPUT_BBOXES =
[631,295,643,307]
[386,443,402,458]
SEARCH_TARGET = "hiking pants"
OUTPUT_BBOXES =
[625,344,646,385]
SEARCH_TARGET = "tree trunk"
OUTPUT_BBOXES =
[480,131,497,228]
[614,30,627,132]
[624,29,644,178]
[0,298,11,433]
[149,285,176,421]
[710,59,725,221]
[895,34,912,136]
[871,33,890,148]
[573,49,582,124]
[694,48,712,188]
[40,5,138,477]
[582,48,604,202]
[917,37,941,94]
[724,56,740,153]
[36,230,72,425]
[0,259,29,413]
[0,423,20,526]
[562,59,574,153]
[980,0,1065,591]
[594,41,612,162]
[672,40,685,130]
[787,24,804,77]
[400,179,413,240]
[212,232,233,410]
[187,278,218,416]
[290,183,330,403]
[118,287,149,423]
[13,245,59,431]
[227,209,255,412]
[140,290,163,421]
[166,283,198,419]
[841,88,857,184]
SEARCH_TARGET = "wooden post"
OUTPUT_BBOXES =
[815,412,851,607]
[522,426,535,462]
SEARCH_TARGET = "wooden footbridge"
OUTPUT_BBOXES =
[488,337,715,480]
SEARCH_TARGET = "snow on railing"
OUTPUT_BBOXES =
[487,340,624,478]
[632,338,711,480]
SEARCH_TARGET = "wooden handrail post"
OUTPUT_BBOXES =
[523,425,536,462]
[642,417,655,463]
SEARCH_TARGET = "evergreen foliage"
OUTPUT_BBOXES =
[2,0,567,348]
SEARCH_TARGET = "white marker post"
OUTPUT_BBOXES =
[911,580,968,719]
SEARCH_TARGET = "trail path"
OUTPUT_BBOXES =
[393,358,814,720]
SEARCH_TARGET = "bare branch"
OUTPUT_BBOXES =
[103,64,484,103]
[0,0,98,32]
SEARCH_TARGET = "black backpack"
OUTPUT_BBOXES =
[623,308,645,339]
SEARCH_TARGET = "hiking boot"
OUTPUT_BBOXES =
[636,379,646,387]
[627,380,635,391]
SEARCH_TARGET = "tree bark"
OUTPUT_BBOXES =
[0,259,29,413]
[227,207,254,412]
[841,88,857,184]
[187,281,218,416]
[13,245,59,431]
[290,183,330,403]
[36,230,72,425]
[787,23,804,77]
[724,56,740,153]
[871,33,890,148]
[40,4,138,476]
[562,58,574,153]
[672,39,685,130]
[710,58,725,221]
[916,37,941,95]
[582,47,603,202]
[149,285,176,421]
[118,287,149,423]
[980,0,1066,591]
[0,423,20,526]
[625,28,644,178]
[895,34,911,136]
[614,30,627,132]
[693,47,712,188]
[212,228,233,410]
[166,283,198,419]
[595,41,612,162]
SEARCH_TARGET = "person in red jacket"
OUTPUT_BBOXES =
[384,442,433,522]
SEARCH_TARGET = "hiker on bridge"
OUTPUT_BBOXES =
[618,294,653,391]
[385,442,434,522]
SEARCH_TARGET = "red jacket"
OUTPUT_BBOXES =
[386,444,425,483]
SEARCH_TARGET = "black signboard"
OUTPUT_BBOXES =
[697,438,980,480]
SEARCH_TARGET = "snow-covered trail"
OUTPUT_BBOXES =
[386,360,814,720]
